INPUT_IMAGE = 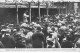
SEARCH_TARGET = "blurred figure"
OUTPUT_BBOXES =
[15,34,27,48]
[47,27,61,48]
[61,37,73,48]
[1,30,15,48]
[32,27,45,48]
[23,12,29,23]
[0,33,4,48]
[25,27,33,48]
[74,37,80,48]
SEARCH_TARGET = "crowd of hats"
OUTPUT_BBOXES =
[0,13,80,48]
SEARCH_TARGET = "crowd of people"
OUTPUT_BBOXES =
[0,13,80,48]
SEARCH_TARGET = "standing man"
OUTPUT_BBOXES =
[32,27,45,48]
[23,12,29,23]
[1,30,15,48]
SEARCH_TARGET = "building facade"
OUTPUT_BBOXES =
[0,0,79,24]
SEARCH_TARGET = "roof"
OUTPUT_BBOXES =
[0,0,79,8]
[0,4,66,8]
[0,1,67,8]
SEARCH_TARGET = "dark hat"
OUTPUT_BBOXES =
[27,27,33,31]
[37,27,41,31]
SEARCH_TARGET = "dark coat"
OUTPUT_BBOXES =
[61,40,73,48]
[32,32,45,48]
[1,35,15,48]
[0,41,4,48]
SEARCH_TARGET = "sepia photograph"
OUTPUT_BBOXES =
[0,0,80,51]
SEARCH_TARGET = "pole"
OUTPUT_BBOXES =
[29,2,31,23]
[38,0,41,22]
[46,2,49,18]
[16,2,19,24]
[65,2,67,14]
[59,2,60,14]
[69,2,71,13]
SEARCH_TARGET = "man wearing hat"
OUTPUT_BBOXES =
[23,12,29,23]
[1,30,16,48]
[32,27,45,48]
[61,36,73,48]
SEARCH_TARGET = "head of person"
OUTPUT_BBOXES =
[36,27,42,32]
[4,32,10,37]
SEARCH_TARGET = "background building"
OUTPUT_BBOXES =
[0,0,79,24]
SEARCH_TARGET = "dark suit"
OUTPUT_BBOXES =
[32,32,45,48]
[0,41,4,48]
[1,35,15,48]
[61,40,73,48]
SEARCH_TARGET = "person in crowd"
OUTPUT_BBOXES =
[42,24,48,48]
[74,38,80,48]
[0,13,80,48]
[1,30,16,48]
[46,27,61,48]
[23,12,29,23]
[32,26,45,48]
[61,36,74,48]
[14,33,27,48]
[0,33,4,48]
[25,27,33,48]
